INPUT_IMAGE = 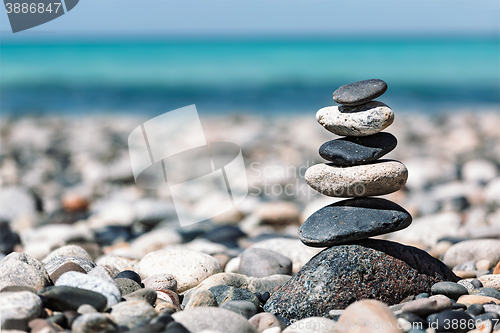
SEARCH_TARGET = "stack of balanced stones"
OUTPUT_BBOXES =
[299,79,412,247]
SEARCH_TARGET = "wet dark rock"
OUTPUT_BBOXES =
[319,132,397,166]
[431,282,468,300]
[433,310,475,332]
[39,286,107,312]
[333,79,388,106]
[263,239,458,320]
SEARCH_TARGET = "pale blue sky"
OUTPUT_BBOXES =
[1,0,499,38]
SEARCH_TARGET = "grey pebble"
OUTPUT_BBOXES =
[172,307,258,333]
[0,252,51,291]
[238,248,293,278]
[0,291,43,331]
[332,79,388,106]
[122,288,157,306]
[220,300,258,319]
[114,278,142,296]
[44,255,96,275]
[431,281,469,300]
[110,299,157,330]
[71,313,117,333]
[55,271,121,308]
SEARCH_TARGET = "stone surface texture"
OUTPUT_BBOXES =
[305,160,408,197]
[332,79,388,106]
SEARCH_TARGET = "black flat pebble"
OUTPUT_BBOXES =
[319,132,397,166]
[299,197,412,247]
[333,79,388,106]
[39,286,107,312]
[115,270,142,285]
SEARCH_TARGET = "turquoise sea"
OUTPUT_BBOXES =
[1,37,499,116]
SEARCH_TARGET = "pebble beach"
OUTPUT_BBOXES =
[1,79,500,332]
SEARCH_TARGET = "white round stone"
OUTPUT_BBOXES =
[305,160,408,197]
[316,101,394,136]
[136,249,223,293]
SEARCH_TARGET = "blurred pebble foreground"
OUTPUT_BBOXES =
[1,111,500,332]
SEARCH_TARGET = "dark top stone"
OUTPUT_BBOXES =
[299,198,412,247]
[333,79,388,106]
[319,132,397,166]
[465,303,484,316]
[263,239,458,321]
[431,282,468,300]
[39,285,107,312]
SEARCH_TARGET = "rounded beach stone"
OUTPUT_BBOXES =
[263,239,458,321]
[305,160,408,197]
[95,255,140,272]
[114,278,142,296]
[39,285,107,312]
[332,79,388,106]
[136,249,222,293]
[0,252,51,291]
[238,248,293,278]
[251,238,321,274]
[42,245,93,264]
[316,101,394,137]
[220,300,257,319]
[319,132,397,166]
[49,262,87,284]
[0,291,43,331]
[283,316,337,333]
[44,255,96,275]
[185,289,218,308]
[478,274,500,291]
[208,285,260,308]
[123,288,157,306]
[143,273,177,293]
[110,299,157,330]
[434,310,475,333]
[431,282,469,300]
[248,312,285,333]
[443,239,500,268]
[299,198,412,247]
[471,287,500,300]
[71,313,117,333]
[172,307,258,333]
[55,271,121,307]
[399,297,453,316]
[114,270,141,285]
[457,295,499,306]
[466,303,484,316]
[336,299,402,333]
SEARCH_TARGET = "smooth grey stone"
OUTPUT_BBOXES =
[400,297,453,317]
[208,285,260,309]
[333,79,388,106]
[55,271,121,307]
[0,291,43,331]
[142,273,177,293]
[71,313,117,333]
[415,293,429,299]
[466,303,484,316]
[220,300,257,319]
[185,289,218,308]
[172,307,258,333]
[114,278,142,296]
[122,288,157,306]
[471,287,500,300]
[263,239,458,321]
[0,252,51,291]
[397,312,426,329]
[77,304,98,314]
[39,286,107,312]
[431,281,468,300]
[110,299,157,330]
[44,255,96,275]
[165,321,191,332]
[471,279,483,288]
[0,222,20,254]
[299,198,412,247]
[319,132,397,166]
[453,261,476,272]
[238,248,292,278]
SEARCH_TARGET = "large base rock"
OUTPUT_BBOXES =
[263,239,458,321]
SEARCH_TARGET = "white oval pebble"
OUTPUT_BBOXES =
[136,249,223,293]
[316,101,394,136]
[305,160,408,197]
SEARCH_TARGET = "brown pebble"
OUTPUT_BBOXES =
[453,270,477,279]
[212,253,231,270]
[493,260,500,274]
[29,318,63,333]
[49,262,87,284]
[457,295,500,306]
[62,193,90,212]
